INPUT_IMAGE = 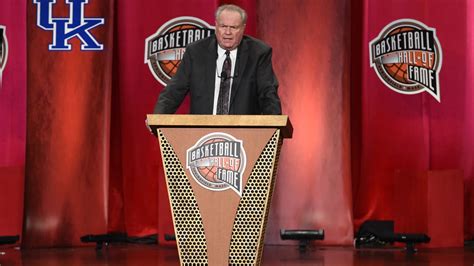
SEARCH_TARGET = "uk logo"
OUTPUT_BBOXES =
[33,0,105,51]
[186,133,246,197]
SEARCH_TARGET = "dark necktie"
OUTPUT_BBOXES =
[217,51,231,115]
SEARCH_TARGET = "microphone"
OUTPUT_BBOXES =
[216,55,238,79]
[220,71,228,80]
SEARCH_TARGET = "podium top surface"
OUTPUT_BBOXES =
[147,114,293,138]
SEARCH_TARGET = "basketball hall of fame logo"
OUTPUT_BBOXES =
[370,19,443,102]
[186,133,246,197]
[145,17,215,86]
[0,25,8,74]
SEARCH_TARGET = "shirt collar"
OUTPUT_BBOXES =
[217,45,238,59]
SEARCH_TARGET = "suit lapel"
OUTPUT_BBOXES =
[229,38,248,108]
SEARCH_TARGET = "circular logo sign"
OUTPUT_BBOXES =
[145,17,215,86]
[369,19,443,101]
[186,132,246,197]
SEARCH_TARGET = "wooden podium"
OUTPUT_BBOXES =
[147,114,292,266]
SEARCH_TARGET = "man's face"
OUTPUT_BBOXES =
[215,9,245,50]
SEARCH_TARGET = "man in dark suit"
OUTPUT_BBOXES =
[153,4,281,115]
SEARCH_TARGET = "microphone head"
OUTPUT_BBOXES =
[221,71,228,80]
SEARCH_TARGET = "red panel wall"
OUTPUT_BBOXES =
[23,0,114,247]
[353,0,470,246]
[258,0,354,245]
[0,1,26,243]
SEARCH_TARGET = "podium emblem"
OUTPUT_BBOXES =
[187,132,246,196]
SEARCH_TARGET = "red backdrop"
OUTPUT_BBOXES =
[23,0,114,247]
[0,1,26,241]
[352,0,471,247]
[0,0,472,248]
[258,0,353,245]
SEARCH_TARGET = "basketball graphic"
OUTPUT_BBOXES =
[382,27,412,84]
[186,133,246,197]
[159,59,180,78]
[369,19,443,101]
[196,138,224,183]
[145,17,215,86]
[157,24,194,77]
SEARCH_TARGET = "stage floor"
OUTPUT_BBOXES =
[1,244,474,265]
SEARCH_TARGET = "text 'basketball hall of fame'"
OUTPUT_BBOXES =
[369,19,443,101]
[186,133,246,197]
[145,17,215,86]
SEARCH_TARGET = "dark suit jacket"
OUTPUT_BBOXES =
[153,35,281,115]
